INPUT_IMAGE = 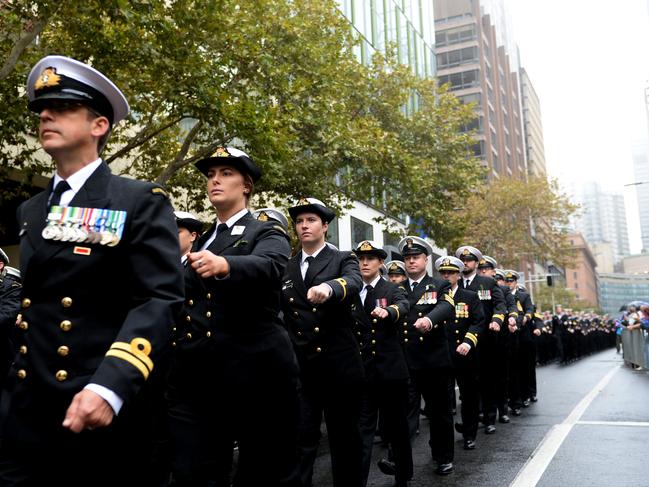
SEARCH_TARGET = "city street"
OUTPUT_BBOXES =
[312,349,649,486]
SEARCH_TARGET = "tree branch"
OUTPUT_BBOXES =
[0,14,51,81]
[105,114,186,164]
[155,120,211,185]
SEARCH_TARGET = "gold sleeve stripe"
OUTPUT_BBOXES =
[444,294,454,306]
[389,304,400,321]
[534,313,543,319]
[465,332,478,347]
[493,314,505,321]
[335,278,347,300]
[105,349,150,379]
[525,313,532,318]
[106,338,154,379]
[509,311,518,317]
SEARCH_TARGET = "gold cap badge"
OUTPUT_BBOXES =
[406,238,413,248]
[298,197,309,206]
[360,241,373,251]
[34,67,61,90]
[389,263,399,271]
[258,211,269,221]
[462,248,470,256]
[215,147,230,157]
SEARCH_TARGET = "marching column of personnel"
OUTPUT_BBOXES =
[0,55,617,487]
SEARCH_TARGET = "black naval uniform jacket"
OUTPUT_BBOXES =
[8,162,184,431]
[512,288,536,338]
[0,270,21,382]
[446,287,485,365]
[500,284,519,320]
[350,278,410,384]
[173,213,298,386]
[401,275,455,370]
[281,245,364,386]
[464,274,506,327]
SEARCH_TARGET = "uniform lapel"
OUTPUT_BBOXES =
[303,244,332,288]
[408,275,431,304]
[18,190,49,273]
[207,213,252,255]
[287,253,307,295]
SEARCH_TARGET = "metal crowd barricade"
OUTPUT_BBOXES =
[621,328,647,368]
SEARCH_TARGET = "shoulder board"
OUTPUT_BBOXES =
[151,187,168,197]
[272,224,287,236]
[444,293,454,306]
[11,282,22,288]
[398,285,406,291]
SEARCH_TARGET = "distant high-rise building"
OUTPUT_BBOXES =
[519,67,546,177]
[433,0,526,180]
[632,140,649,252]
[565,233,599,308]
[575,181,630,266]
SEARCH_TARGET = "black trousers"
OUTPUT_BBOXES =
[407,368,454,464]
[507,332,522,410]
[297,381,363,487]
[519,335,537,399]
[478,331,505,426]
[167,360,300,487]
[359,380,412,485]
[453,353,480,440]
[0,388,165,487]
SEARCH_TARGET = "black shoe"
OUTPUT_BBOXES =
[485,425,496,434]
[512,408,521,416]
[454,422,464,434]
[435,462,454,475]
[522,399,531,407]
[531,396,538,402]
[499,415,510,423]
[463,439,476,450]
[378,458,396,476]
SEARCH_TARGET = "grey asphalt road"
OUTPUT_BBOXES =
[311,349,648,486]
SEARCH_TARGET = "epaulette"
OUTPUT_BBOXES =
[272,224,287,236]
[151,187,168,198]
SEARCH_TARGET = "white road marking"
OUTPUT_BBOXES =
[509,364,620,487]
[577,420,649,427]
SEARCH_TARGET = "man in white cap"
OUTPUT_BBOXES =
[435,256,485,451]
[281,197,365,487]
[1,56,184,485]
[455,246,507,434]
[386,260,407,285]
[390,236,455,476]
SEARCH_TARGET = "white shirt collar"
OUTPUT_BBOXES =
[217,208,249,229]
[450,284,459,297]
[363,274,382,289]
[52,158,102,205]
[408,274,427,287]
[301,243,327,264]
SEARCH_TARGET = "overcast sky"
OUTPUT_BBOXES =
[507,0,649,253]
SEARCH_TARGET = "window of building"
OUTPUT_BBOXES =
[470,141,485,158]
[457,92,481,105]
[436,46,478,69]
[573,271,578,279]
[351,216,373,247]
[435,25,476,47]
[438,69,479,90]
[327,217,340,248]
[461,116,483,133]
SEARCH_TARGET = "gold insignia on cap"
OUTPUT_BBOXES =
[442,258,451,266]
[258,211,269,221]
[389,263,399,271]
[406,238,413,248]
[462,248,470,256]
[215,147,230,157]
[479,258,486,265]
[360,241,373,251]
[34,67,61,90]
[298,197,309,206]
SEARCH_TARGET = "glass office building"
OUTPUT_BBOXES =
[336,0,436,79]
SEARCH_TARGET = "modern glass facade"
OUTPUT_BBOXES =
[336,0,436,79]
[599,273,649,316]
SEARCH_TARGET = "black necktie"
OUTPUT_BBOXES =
[216,223,228,235]
[364,284,375,315]
[49,180,71,207]
[411,281,418,292]
[304,256,315,286]
[464,279,470,289]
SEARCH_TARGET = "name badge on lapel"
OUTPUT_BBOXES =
[231,225,245,236]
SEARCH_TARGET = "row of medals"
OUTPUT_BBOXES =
[42,206,126,247]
